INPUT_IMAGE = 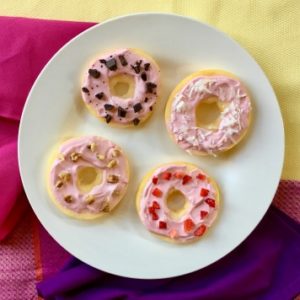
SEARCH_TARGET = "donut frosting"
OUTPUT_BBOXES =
[168,75,252,155]
[81,48,160,126]
[49,136,129,215]
[138,164,218,243]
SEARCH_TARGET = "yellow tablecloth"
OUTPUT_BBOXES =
[2,0,300,180]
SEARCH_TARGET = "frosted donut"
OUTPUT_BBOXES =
[48,136,129,219]
[136,163,219,243]
[165,70,252,156]
[81,48,160,127]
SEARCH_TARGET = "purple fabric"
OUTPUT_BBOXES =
[37,206,300,300]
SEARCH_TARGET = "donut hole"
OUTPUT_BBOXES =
[109,74,135,98]
[195,97,222,129]
[76,166,102,193]
[166,189,189,219]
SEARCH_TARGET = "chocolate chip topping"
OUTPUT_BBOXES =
[95,92,104,100]
[133,118,140,126]
[104,104,115,111]
[117,107,127,118]
[88,69,101,79]
[105,114,112,123]
[141,72,147,81]
[118,55,128,66]
[100,59,106,64]
[105,58,118,71]
[131,60,142,74]
[146,82,157,93]
[133,103,142,113]
[82,87,89,93]
[144,63,150,71]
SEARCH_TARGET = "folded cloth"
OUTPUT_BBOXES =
[37,206,300,300]
[0,16,94,240]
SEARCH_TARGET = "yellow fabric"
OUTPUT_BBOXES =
[2,0,300,180]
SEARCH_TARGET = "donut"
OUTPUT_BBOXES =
[48,136,129,219]
[81,48,160,127]
[165,70,252,156]
[136,163,219,243]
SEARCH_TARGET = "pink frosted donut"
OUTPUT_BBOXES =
[48,136,129,219]
[136,163,219,243]
[81,48,160,126]
[165,70,252,156]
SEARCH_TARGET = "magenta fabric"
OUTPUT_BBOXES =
[0,16,94,240]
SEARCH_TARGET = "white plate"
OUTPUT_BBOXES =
[18,13,284,279]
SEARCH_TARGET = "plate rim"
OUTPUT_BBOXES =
[18,12,285,279]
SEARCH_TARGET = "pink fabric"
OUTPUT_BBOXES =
[273,180,300,223]
[0,16,94,240]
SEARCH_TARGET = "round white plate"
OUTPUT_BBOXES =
[18,13,284,279]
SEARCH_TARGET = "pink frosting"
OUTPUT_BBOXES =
[81,48,160,125]
[138,165,218,243]
[168,75,252,155]
[49,136,129,215]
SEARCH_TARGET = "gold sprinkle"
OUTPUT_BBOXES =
[70,152,81,162]
[102,203,110,212]
[111,149,120,158]
[58,153,65,161]
[112,189,120,197]
[107,174,119,183]
[87,142,96,152]
[55,180,63,188]
[107,159,117,168]
[97,154,105,161]
[85,195,95,205]
[59,172,71,183]
[64,195,73,203]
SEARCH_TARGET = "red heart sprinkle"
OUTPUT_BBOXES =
[162,172,172,180]
[152,201,160,209]
[159,221,167,229]
[184,218,195,232]
[148,206,155,214]
[152,212,159,221]
[200,188,209,197]
[182,175,192,185]
[200,210,208,219]
[205,198,216,208]
[197,173,206,180]
[152,188,162,197]
[194,225,207,237]
[152,177,158,184]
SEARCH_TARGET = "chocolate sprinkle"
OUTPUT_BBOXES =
[149,106,153,111]
[141,72,147,81]
[133,103,142,113]
[100,59,106,64]
[82,87,89,93]
[88,69,101,79]
[133,118,140,126]
[131,60,142,74]
[95,92,104,100]
[144,63,150,71]
[105,114,112,123]
[104,104,115,111]
[118,107,127,118]
[118,55,128,66]
[105,58,118,71]
[146,82,157,93]
[144,97,148,103]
